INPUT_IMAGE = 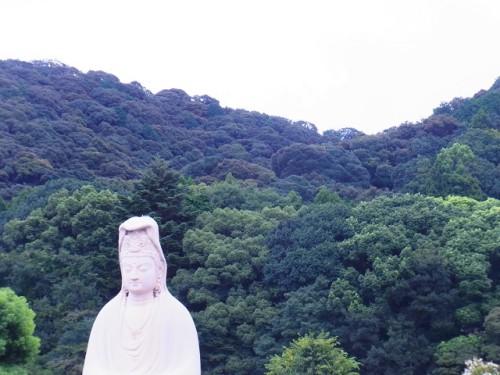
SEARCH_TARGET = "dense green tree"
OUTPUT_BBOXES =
[327,278,382,361]
[270,175,320,202]
[471,108,492,129]
[392,157,433,194]
[121,158,185,221]
[439,197,500,310]
[458,128,500,166]
[196,175,296,212]
[485,308,500,345]
[264,202,352,293]
[313,186,343,204]
[433,335,484,375]
[269,277,336,350]
[270,144,370,188]
[421,115,460,137]
[427,143,484,199]
[212,159,277,185]
[0,288,40,366]
[482,307,500,363]
[265,332,360,375]
[361,318,433,375]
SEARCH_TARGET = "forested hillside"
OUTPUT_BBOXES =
[1,60,499,203]
[0,59,499,374]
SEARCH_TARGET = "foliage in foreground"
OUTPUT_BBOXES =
[265,332,360,375]
[0,287,40,371]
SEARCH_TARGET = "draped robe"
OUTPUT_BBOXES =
[83,290,200,375]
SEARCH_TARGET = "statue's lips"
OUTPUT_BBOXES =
[129,282,142,287]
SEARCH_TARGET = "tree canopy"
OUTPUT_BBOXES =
[0,287,40,374]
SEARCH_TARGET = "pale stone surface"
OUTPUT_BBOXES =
[83,216,201,375]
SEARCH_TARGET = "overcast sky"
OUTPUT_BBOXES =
[1,0,499,134]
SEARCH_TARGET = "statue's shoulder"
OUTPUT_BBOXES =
[167,292,188,306]
[163,294,195,317]
[94,294,123,319]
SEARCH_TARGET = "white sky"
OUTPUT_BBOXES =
[1,0,499,134]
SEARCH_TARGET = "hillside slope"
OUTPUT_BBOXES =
[1,59,498,201]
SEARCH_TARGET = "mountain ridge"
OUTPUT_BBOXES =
[1,59,498,201]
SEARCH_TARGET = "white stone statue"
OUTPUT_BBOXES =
[83,216,201,375]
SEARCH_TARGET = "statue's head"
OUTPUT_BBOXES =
[118,216,167,298]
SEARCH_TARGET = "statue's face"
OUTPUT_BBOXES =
[121,256,158,298]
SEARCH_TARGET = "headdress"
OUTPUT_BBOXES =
[119,229,161,264]
[118,216,168,294]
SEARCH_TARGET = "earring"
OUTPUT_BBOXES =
[153,277,161,297]
[153,285,160,297]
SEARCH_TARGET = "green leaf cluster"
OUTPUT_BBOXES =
[265,332,360,375]
[0,287,40,365]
